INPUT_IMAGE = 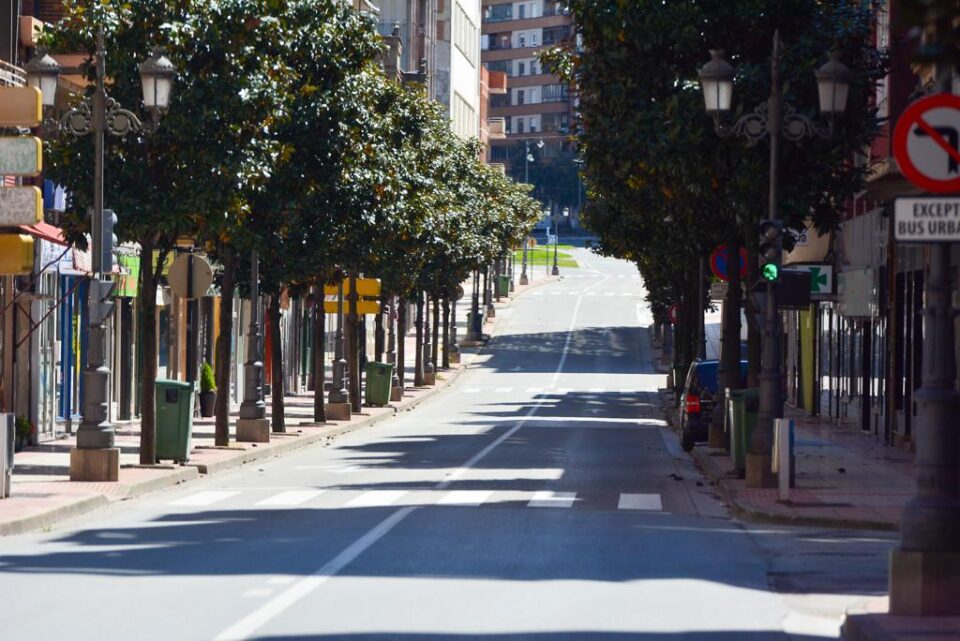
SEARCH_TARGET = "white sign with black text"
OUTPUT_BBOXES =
[894,197,960,242]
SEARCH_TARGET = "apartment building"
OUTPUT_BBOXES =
[480,0,578,224]
[378,0,482,141]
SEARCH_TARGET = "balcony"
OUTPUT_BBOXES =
[481,14,571,35]
[487,117,506,139]
[0,60,25,87]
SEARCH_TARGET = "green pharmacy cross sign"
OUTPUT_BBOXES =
[784,264,833,295]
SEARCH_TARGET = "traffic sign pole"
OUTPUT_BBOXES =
[890,75,960,613]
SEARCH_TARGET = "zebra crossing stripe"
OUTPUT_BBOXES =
[528,491,577,508]
[169,490,239,507]
[617,493,663,511]
[256,490,325,507]
[345,490,407,508]
[437,490,493,506]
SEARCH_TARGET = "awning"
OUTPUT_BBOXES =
[20,220,67,246]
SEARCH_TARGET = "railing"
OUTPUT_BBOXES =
[0,60,26,87]
[487,117,506,137]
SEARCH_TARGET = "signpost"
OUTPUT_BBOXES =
[894,197,960,242]
[709,245,748,282]
[0,186,42,226]
[667,303,679,325]
[167,253,214,299]
[893,93,960,194]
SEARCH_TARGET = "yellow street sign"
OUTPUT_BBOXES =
[0,234,34,274]
[0,87,42,127]
[323,297,381,315]
[323,278,381,298]
[0,137,42,176]
[0,186,42,225]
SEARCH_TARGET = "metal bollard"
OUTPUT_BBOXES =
[0,413,13,498]
[772,418,794,502]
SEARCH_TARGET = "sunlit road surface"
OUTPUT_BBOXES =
[0,247,892,640]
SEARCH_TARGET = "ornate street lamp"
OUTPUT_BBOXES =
[698,34,848,488]
[23,49,60,107]
[26,28,176,479]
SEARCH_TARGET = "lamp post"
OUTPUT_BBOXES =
[521,139,543,285]
[552,207,568,276]
[237,250,269,441]
[27,30,176,481]
[699,34,850,488]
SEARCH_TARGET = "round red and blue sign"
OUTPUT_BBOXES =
[709,245,748,282]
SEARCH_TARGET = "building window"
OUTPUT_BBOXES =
[529,88,539,103]
[542,112,569,132]
[516,89,525,105]
[454,3,478,67]
[485,4,512,22]
[518,3,526,19]
[530,31,538,46]
[485,60,510,74]
[542,84,567,102]
[516,117,525,133]
[517,61,526,76]
[518,33,526,48]
[543,26,571,45]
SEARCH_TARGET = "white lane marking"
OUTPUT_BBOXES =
[437,490,493,506]
[215,506,415,641]
[588,388,605,394]
[621,293,632,297]
[528,491,577,508]
[604,292,615,297]
[585,292,597,297]
[215,267,589,641]
[550,291,562,296]
[618,493,663,511]
[243,588,275,598]
[495,387,512,393]
[168,491,238,507]
[255,490,324,507]
[557,387,572,394]
[526,387,544,393]
[463,388,482,394]
[294,465,359,474]
[345,490,407,508]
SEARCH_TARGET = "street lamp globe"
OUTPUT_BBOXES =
[815,52,852,115]
[24,49,61,107]
[139,48,177,111]
[698,49,734,114]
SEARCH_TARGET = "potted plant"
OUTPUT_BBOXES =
[199,362,217,417]
[14,415,34,452]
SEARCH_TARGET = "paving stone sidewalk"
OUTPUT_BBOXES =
[0,272,557,536]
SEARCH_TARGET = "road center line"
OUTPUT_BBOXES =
[215,274,590,641]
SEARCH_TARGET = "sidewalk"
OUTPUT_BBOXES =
[0,271,555,536]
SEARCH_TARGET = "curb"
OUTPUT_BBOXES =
[689,444,898,532]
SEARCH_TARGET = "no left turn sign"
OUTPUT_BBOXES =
[893,93,960,194]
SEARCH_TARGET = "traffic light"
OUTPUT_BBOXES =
[100,208,117,274]
[758,219,783,283]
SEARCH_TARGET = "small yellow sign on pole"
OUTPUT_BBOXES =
[0,87,42,127]
[323,297,381,315]
[323,278,381,298]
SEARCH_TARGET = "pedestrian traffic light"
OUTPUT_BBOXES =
[758,219,783,283]
[100,208,117,274]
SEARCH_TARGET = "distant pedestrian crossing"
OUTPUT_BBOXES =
[529,291,635,297]
[166,488,665,513]
[457,386,636,395]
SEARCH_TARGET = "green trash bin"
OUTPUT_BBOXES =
[727,387,759,474]
[365,362,395,407]
[155,379,195,463]
[497,274,511,297]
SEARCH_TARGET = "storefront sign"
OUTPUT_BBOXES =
[0,234,34,274]
[0,186,42,225]
[0,87,42,127]
[894,197,960,242]
[783,264,833,296]
[0,137,42,176]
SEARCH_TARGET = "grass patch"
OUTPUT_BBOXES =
[513,247,578,268]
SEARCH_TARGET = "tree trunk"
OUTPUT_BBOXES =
[138,238,165,464]
[414,292,424,386]
[397,297,406,388]
[348,275,361,413]
[442,297,450,369]
[214,249,236,446]
[313,289,326,423]
[268,294,285,433]
[431,293,440,369]
[374,294,385,362]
